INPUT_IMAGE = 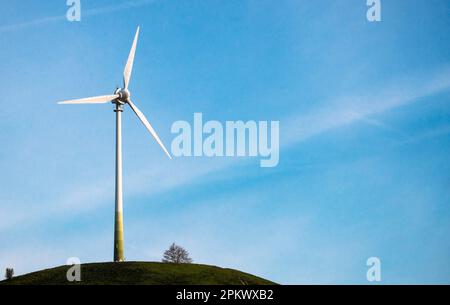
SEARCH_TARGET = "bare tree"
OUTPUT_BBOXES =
[5,268,14,280]
[162,243,193,264]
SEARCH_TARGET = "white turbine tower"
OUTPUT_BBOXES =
[58,27,172,262]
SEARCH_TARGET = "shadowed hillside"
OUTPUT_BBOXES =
[0,262,276,285]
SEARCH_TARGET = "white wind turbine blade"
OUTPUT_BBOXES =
[127,99,172,159]
[57,94,119,104]
[123,26,140,89]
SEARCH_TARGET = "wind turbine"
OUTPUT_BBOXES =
[58,27,172,262]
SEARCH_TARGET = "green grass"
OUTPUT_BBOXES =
[0,262,276,285]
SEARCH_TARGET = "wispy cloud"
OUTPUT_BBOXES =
[0,158,231,230]
[1,68,450,231]
[346,111,409,137]
[283,68,450,146]
[0,0,156,32]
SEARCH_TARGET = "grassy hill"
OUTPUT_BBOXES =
[0,262,276,285]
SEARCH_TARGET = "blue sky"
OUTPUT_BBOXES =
[0,0,450,284]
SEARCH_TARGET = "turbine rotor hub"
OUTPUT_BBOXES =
[115,88,131,102]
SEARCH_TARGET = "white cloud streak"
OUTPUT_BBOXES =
[0,0,157,32]
[0,158,231,230]
[283,68,450,146]
[1,68,450,239]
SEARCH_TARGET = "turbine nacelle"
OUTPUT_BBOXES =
[114,88,131,103]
